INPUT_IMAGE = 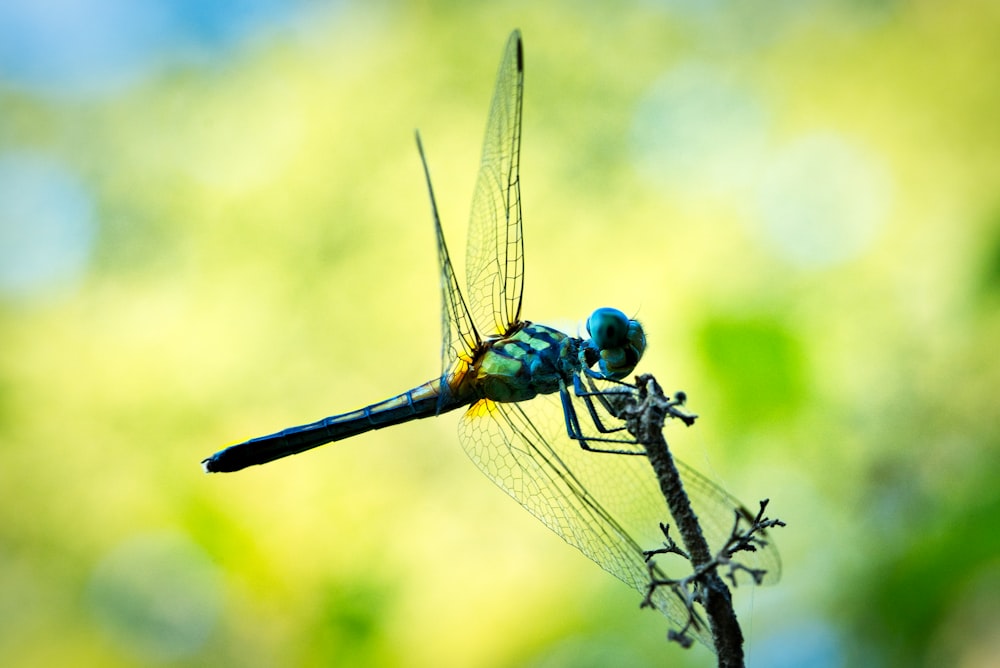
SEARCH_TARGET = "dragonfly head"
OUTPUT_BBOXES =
[584,307,646,380]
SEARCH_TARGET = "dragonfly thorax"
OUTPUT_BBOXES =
[584,307,645,381]
[475,323,579,403]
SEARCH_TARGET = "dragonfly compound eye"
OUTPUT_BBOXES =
[626,319,646,360]
[587,307,630,349]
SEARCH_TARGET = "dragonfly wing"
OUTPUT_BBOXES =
[416,134,480,403]
[459,394,715,649]
[466,30,525,337]
[571,376,782,585]
[674,459,783,585]
[460,384,781,649]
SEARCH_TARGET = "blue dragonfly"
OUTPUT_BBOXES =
[203,30,779,648]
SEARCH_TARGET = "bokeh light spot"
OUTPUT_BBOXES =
[696,315,805,427]
[750,619,844,668]
[631,62,770,197]
[0,152,96,297]
[87,531,223,663]
[975,206,1000,301]
[0,0,318,96]
[752,133,892,268]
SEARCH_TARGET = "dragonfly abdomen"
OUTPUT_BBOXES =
[203,378,471,472]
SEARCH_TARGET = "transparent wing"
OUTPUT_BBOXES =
[675,460,782,584]
[416,134,480,401]
[465,30,525,337]
[568,375,781,585]
[577,377,782,586]
[459,386,780,650]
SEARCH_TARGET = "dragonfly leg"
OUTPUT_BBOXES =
[573,372,634,434]
[579,370,697,428]
[559,372,697,455]
[559,379,645,455]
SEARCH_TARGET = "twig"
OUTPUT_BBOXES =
[620,374,769,668]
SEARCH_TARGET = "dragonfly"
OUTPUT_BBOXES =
[203,30,779,649]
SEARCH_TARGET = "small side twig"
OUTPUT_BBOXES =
[717,499,786,588]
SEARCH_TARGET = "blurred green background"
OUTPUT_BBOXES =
[2,1,998,666]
